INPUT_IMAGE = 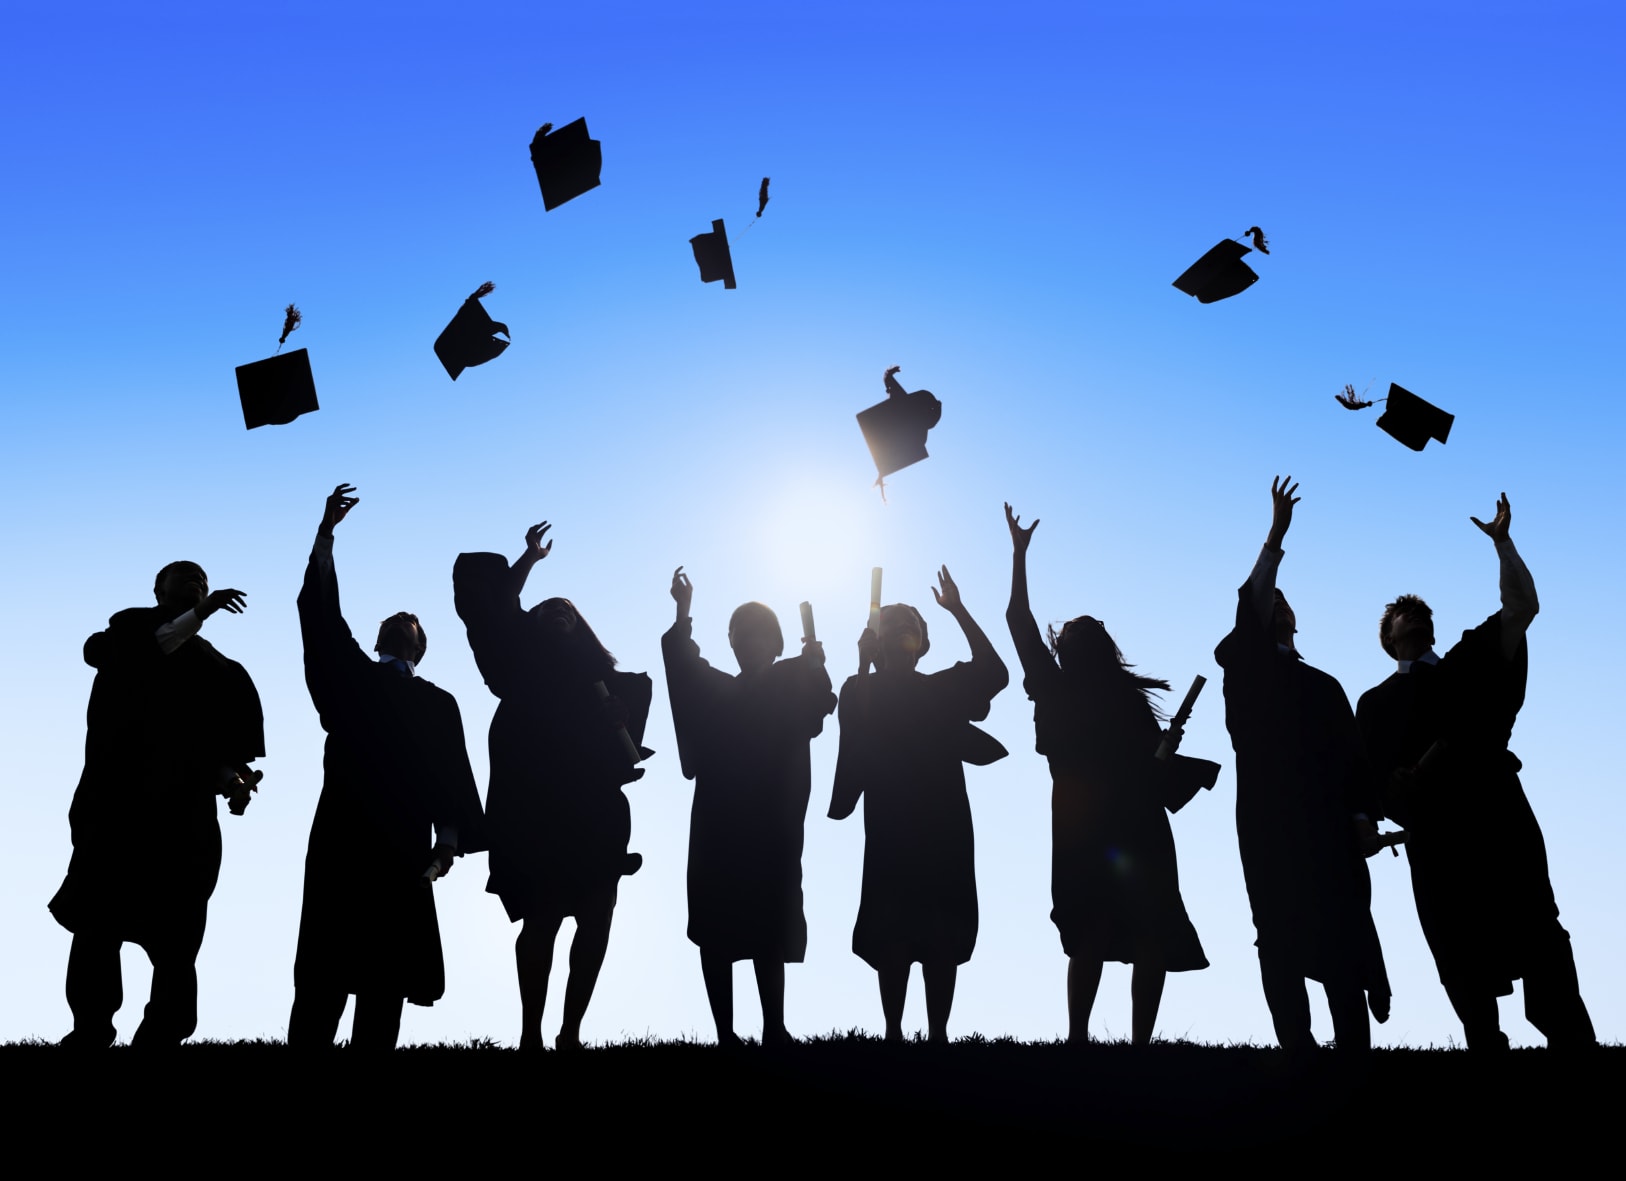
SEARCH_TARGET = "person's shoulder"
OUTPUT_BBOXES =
[1357,672,1403,707]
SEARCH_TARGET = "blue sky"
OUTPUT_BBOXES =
[2,1,1622,1047]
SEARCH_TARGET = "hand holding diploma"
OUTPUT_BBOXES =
[595,680,645,769]
[1155,675,1207,761]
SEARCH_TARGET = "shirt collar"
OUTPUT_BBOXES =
[378,654,417,677]
[1397,650,1440,674]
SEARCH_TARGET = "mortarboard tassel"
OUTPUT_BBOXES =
[1245,226,1270,254]
[756,177,771,218]
[470,281,495,301]
[1335,383,1375,410]
[276,304,302,354]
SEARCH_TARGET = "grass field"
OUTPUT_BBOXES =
[6,1034,1619,1162]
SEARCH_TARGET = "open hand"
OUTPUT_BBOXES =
[320,484,359,537]
[671,566,693,618]
[1470,493,1512,544]
[1005,502,1039,555]
[524,521,553,560]
[1267,475,1300,548]
[931,565,964,613]
[200,588,247,619]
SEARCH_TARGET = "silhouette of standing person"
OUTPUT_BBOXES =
[288,485,486,1050]
[662,569,836,1046]
[1356,494,1595,1052]
[1214,477,1389,1052]
[49,560,263,1047]
[829,567,1009,1043]
[1003,504,1208,1046]
[453,521,652,1051]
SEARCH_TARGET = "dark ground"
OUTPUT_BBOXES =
[6,1035,1621,1164]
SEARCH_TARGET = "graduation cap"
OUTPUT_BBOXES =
[1335,382,1454,450]
[1173,227,1269,303]
[857,366,942,491]
[434,282,509,380]
[530,118,601,211]
[690,219,735,288]
[235,304,318,430]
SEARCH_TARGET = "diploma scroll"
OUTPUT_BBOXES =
[800,601,816,643]
[868,567,883,634]
[1154,675,1207,761]
[594,680,645,765]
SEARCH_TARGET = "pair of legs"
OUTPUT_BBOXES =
[1258,947,1370,1053]
[515,891,615,1050]
[1442,947,1595,1053]
[1068,958,1166,1046]
[287,990,406,1049]
[700,952,786,1046]
[64,913,208,1047]
[877,960,957,1044]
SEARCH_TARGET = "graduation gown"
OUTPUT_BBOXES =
[1214,585,1388,994]
[1009,613,1208,970]
[662,620,836,963]
[1356,614,1570,1001]
[294,543,484,1006]
[453,553,652,922]
[50,605,264,947]
[829,661,1007,969]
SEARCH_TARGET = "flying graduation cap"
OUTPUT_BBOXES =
[690,219,735,288]
[857,366,942,493]
[530,118,602,211]
[236,304,318,430]
[1335,382,1455,450]
[1173,227,1270,303]
[434,282,509,380]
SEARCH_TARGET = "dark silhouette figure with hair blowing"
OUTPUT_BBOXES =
[1214,478,1390,1052]
[829,567,1009,1043]
[454,521,653,1051]
[1004,504,1208,1046]
[288,485,485,1049]
[663,569,836,1046]
[50,561,263,1047]
[1357,494,1594,1051]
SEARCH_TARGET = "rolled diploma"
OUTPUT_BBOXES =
[1154,674,1208,760]
[869,567,883,634]
[594,680,644,764]
[800,601,816,643]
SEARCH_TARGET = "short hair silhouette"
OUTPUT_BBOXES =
[375,611,426,659]
[1379,593,1434,657]
[153,561,205,601]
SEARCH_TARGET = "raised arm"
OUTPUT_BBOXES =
[1246,475,1298,628]
[1003,502,1053,679]
[298,484,370,700]
[507,521,553,601]
[1470,492,1538,660]
[934,565,1010,697]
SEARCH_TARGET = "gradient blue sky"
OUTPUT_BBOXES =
[3,2,1622,1048]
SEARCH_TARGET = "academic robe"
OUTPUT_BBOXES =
[1009,611,1208,970]
[453,553,652,922]
[294,543,484,1007]
[50,605,264,947]
[828,662,1007,969]
[1357,614,1581,1014]
[662,619,836,963]
[1214,585,1389,995]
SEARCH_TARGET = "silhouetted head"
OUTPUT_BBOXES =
[154,562,209,613]
[1380,594,1434,661]
[1272,588,1297,649]
[1048,615,1170,708]
[877,603,929,671]
[376,612,427,666]
[531,596,617,672]
[728,601,783,676]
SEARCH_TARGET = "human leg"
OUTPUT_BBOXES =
[878,964,909,1042]
[1067,957,1104,1045]
[557,902,615,1049]
[1130,964,1167,1046]
[1257,947,1314,1052]
[133,904,208,1046]
[922,961,958,1044]
[1443,981,1508,1051]
[287,987,348,1047]
[753,958,787,1044]
[516,912,563,1050]
[64,932,122,1047]
[700,950,739,1047]
[1521,924,1596,1051]
[1323,976,1371,1053]
[351,994,406,1050]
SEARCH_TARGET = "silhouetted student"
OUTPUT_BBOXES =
[49,562,263,1047]
[828,567,1009,1043]
[453,522,653,1051]
[1357,494,1595,1052]
[662,570,836,1047]
[1004,504,1209,1046]
[1214,477,1390,1053]
[288,485,485,1050]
